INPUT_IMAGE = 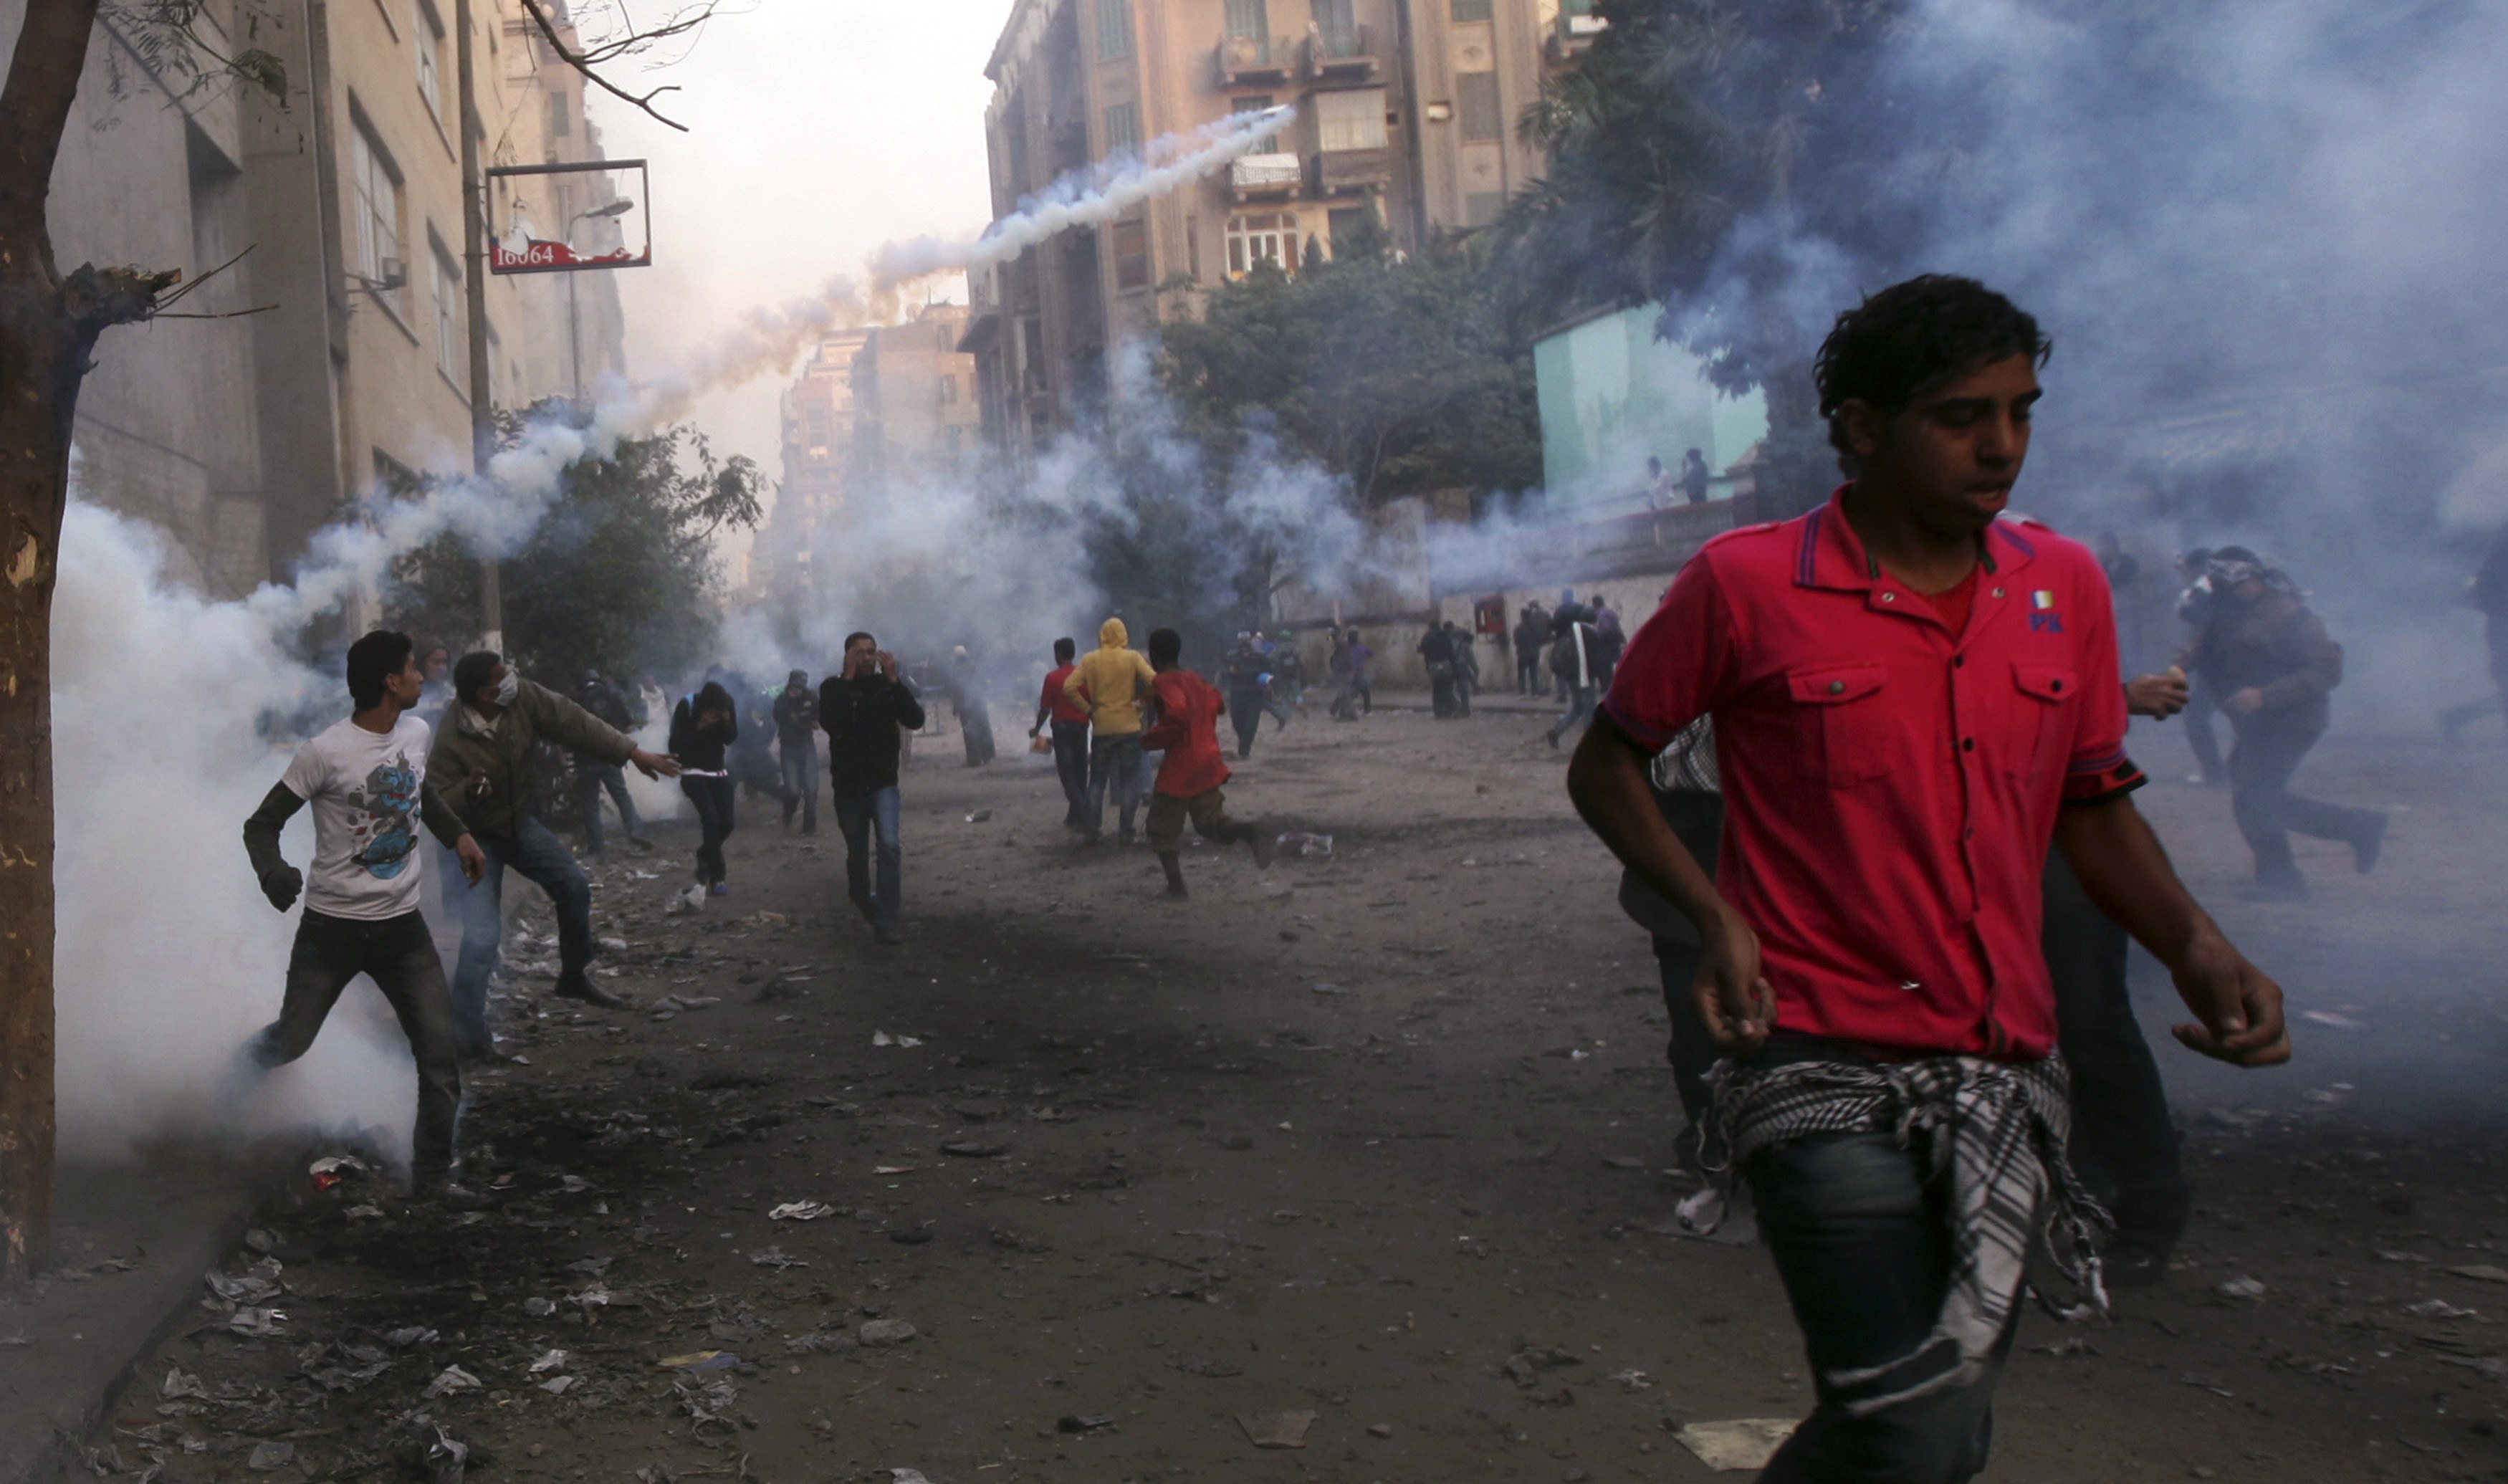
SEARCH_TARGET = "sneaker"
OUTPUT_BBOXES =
[852,896,877,924]
[1248,825,1275,870]
[2353,815,2388,876]
[709,881,732,896]
[552,973,628,1009]
[628,836,656,852]
[412,1178,490,1212]
[873,926,904,947]
[1119,828,1136,846]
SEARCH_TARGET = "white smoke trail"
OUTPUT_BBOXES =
[868,106,1296,289]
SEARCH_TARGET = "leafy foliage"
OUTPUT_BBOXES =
[1496,0,1912,507]
[391,411,763,686]
[1154,223,1542,505]
[99,1,289,107]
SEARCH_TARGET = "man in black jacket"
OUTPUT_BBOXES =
[772,669,821,833]
[819,632,925,945]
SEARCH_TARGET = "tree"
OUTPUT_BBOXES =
[0,0,729,1286]
[1154,224,1542,508]
[1496,0,1911,514]
[390,417,763,688]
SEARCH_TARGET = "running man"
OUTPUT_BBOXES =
[1569,275,2287,1483]
[1141,627,1273,899]
[239,631,488,1198]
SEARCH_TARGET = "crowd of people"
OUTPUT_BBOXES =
[228,270,2448,1483]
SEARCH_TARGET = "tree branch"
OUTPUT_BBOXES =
[516,0,713,133]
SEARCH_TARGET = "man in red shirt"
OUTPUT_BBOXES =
[1029,637,1093,831]
[1140,628,1273,898]
[1568,276,2288,1483]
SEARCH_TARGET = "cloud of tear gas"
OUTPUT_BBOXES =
[722,344,1379,691]
[1654,1,2508,713]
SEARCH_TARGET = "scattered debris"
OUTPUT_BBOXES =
[872,1030,924,1048]
[246,1440,296,1472]
[665,883,707,914]
[2213,1277,2268,1303]
[657,1351,742,1373]
[226,1307,285,1337]
[423,1364,483,1397]
[2406,1298,2477,1319]
[1238,1410,1318,1449]
[940,1140,1007,1158]
[1673,1419,1800,1472]
[1274,831,1334,859]
[2450,1265,2508,1284]
[858,1318,919,1347]
[527,1348,569,1374]
[1058,1414,1114,1432]
[965,809,994,823]
[749,1246,808,1270]
[768,1201,836,1222]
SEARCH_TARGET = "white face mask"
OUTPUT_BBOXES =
[493,669,520,706]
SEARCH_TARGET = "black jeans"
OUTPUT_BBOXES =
[2042,851,2188,1248]
[1651,935,1718,1167]
[2227,716,2380,885]
[1050,721,1091,823]
[252,911,462,1180]
[1229,694,1264,758]
[1516,654,1541,694]
[1748,1130,2020,1483]
[682,775,737,884]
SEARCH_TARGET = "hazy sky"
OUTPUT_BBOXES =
[587,0,1015,525]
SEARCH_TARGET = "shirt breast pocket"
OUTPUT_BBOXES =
[1785,664,1893,786]
[2007,663,2079,782]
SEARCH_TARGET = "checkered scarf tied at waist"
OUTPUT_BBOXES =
[1706,1053,2115,1416]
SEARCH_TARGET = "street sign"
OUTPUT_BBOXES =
[485,158,651,274]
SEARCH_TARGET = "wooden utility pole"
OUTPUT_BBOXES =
[456,0,502,652]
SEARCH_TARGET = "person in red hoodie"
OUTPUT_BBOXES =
[1140,627,1275,898]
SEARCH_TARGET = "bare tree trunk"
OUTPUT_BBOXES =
[0,0,176,1286]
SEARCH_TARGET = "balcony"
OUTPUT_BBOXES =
[1230,152,1303,201]
[1546,6,1607,62]
[1215,34,1293,86]
[1307,146,1392,197]
[1304,23,1379,81]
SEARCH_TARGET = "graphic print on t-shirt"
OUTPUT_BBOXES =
[345,754,422,879]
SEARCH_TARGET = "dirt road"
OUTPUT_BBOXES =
[92,709,2508,1482]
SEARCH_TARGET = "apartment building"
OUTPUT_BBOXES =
[29,0,623,610]
[962,0,1592,459]
[755,327,876,605]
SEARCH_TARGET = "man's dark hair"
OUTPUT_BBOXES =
[1814,274,2052,459]
[1053,637,1076,663]
[453,650,502,704]
[1147,627,1182,667]
[843,631,876,652]
[345,630,413,711]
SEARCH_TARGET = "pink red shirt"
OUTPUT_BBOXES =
[1602,490,2144,1058]
[1040,664,1091,726]
[1142,669,1232,798]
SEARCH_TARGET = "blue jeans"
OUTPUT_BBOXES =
[1547,684,1598,741]
[1086,734,1144,837]
[833,786,903,931]
[575,762,642,853]
[1050,721,1091,823]
[445,815,591,1060]
[779,739,819,830]
[1746,1131,2020,1483]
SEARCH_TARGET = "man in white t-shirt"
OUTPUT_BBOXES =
[241,630,488,1197]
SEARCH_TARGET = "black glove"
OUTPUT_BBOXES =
[259,864,303,913]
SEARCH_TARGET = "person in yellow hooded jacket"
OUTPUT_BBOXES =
[1063,618,1157,844]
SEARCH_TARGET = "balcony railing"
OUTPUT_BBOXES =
[1230,152,1303,199]
[1308,146,1392,196]
[1215,34,1294,85]
[1305,23,1378,78]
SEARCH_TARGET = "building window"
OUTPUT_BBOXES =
[413,3,444,123]
[548,89,573,139]
[1457,70,1502,142]
[1094,0,1133,61]
[1225,0,1268,41]
[1232,94,1284,153]
[1450,0,1492,21]
[350,119,405,308]
[1464,190,1506,227]
[1314,87,1388,153]
[430,240,464,384]
[1225,213,1297,277]
[1112,218,1150,291]
[1102,102,1139,158]
[1185,215,1202,279]
[1329,204,1379,255]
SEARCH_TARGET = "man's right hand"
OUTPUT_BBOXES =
[630,747,683,780]
[259,864,303,913]
[876,650,900,681]
[1691,910,1776,1051]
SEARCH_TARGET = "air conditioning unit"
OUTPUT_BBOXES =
[376,257,406,290]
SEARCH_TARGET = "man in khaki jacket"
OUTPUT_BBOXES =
[431,651,681,1061]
